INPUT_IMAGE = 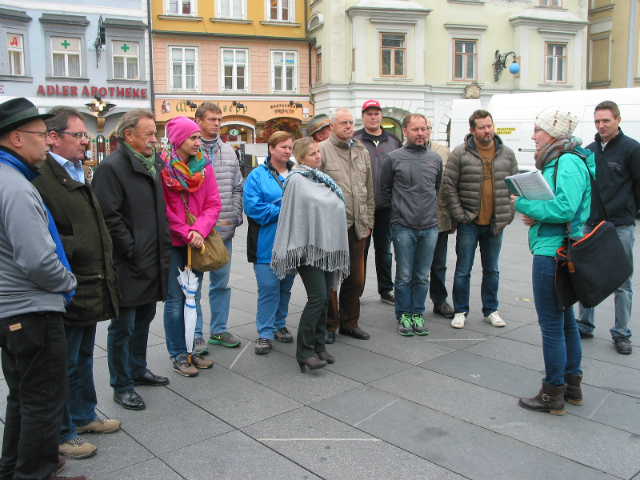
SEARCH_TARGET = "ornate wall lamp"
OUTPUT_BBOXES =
[493,50,520,82]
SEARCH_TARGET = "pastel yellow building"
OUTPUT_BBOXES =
[309,0,589,143]
[587,0,640,88]
[151,0,313,143]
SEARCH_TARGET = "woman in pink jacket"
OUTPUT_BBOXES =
[161,116,221,377]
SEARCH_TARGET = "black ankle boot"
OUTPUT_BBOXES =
[564,373,583,405]
[518,381,566,415]
[296,356,327,373]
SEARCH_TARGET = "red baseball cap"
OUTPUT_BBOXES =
[362,100,381,112]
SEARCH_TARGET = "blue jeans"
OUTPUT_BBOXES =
[195,239,233,338]
[254,263,295,340]
[60,324,98,444]
[429,231,450,306]
[533,255,582,387]
[392,223,439,318]
[578,224,634,340]
[364,208,394,295]
[108,302,156,393]
[164,247,204,360]
[452,222,502,316]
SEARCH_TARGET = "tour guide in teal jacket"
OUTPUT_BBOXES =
[516,146,595,257]
[514,108,594,417]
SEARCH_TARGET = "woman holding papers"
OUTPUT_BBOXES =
[512,109,595,415]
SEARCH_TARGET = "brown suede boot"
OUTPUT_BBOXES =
[518,381,566,415]
[564,373,583,405]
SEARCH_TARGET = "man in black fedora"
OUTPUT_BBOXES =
[0,97,83,480]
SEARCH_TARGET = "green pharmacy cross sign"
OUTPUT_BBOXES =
[121,44,129,52]
[61,40,70,49]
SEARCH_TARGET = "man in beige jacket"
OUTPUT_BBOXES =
[319,108,375,343]
[427,118,456,319]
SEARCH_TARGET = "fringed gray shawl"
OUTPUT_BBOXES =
[271,169,350,287]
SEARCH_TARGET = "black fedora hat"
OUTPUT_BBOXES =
[0,97,55,137]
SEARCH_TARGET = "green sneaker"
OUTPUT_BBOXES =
[398,314,414,336]
[209,332,241,348]
[412,314,429,336]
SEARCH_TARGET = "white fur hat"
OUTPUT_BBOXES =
[535,108,580,138]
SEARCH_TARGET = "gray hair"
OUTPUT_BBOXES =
[45,106,84,132]
[116,109,155,140]
[330,108,352,123]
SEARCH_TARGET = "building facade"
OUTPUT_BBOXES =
[0,1,152,163]
[151,0,313,148]
[587,0,640,89]
[309,0,589,144]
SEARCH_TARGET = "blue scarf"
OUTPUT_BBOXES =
[283,164,345,203]
[0,149,75,305]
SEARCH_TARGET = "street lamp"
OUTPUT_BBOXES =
[493,50,520,82]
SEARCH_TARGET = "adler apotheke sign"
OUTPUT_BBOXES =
[36,84,148,98]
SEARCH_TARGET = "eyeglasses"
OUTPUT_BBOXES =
[54,131,90,141]
[338,120,354,126]
[16,130,49,140]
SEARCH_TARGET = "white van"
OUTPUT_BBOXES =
[449,89,640,172]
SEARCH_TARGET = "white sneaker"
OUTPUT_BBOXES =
[484,311,506,327]
[451,313,466,329]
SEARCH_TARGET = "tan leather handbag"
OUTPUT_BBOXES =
[180,193,229,271]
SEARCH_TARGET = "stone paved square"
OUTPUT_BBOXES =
[3,222,639,479]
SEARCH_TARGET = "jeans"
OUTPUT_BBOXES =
[429,231,450,306]
[194,239,233,338]
[578,224,634,340]
[108,302,156,393]
[532,255,582,387]
[452,222,503,316]
[364,208,394,295]
[392,223,439,318]
[254,263,295,340]
[328,226,367,332]
[164,247,204,360]
[0,312,67,480]
[60,324,98,444]
[296,265,332,358]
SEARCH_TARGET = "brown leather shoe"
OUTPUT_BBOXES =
[564,373,583,405]
[191,353,213,369]
[296,356,327,373]
[518,381,566,415]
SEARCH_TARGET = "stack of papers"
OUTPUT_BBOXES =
[505,171,555,201]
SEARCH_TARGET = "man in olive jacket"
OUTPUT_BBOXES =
[319,108,375,343]
[93,109,172,411]
[443,109,518,330]
[34,107,121,460]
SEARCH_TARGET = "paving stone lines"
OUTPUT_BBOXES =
[1,222,638,479]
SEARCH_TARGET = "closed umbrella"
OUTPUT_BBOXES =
[177,245,204,362]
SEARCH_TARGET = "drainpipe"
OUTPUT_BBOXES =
[626,0,637,87]
[147,0,156,112]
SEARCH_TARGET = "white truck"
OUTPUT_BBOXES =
[449,89,640,172]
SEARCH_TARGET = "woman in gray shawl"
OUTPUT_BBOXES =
[271,137,350,372]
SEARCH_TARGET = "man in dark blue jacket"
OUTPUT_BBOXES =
[578,101,640,355]
[380,114,442,337]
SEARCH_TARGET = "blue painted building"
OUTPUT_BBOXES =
[0,0,152,162]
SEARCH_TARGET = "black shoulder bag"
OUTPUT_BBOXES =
[555,152,633,311]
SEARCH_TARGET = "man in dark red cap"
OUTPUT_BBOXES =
[354,100,402,306]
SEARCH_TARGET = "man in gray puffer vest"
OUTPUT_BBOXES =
[443,109,518,330]
[194,102,244,350]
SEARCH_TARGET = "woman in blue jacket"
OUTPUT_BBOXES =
[513,109,594,415]
[243,132,296,355]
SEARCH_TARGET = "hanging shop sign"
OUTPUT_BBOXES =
[37,85,148,98]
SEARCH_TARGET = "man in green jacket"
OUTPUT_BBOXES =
[443,109,519,330]
[33,107,121,461]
